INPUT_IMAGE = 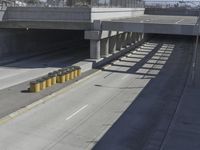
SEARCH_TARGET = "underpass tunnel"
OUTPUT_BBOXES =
[0,29,90,68]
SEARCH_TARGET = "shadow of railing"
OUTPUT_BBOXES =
[92,36,193,150]
[102,40,165,77]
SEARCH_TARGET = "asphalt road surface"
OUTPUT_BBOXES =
[0,36,193,150]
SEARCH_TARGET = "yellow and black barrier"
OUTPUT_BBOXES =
[30,80,40,93]
[48,73,56,85]
[29,66,81,93]
[74,66,81,76]
[39,78,46,90]
[65,70,70,81]
[57,71,66,83]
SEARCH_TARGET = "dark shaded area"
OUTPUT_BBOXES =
[0,29,87,56]
[0,29,90,68]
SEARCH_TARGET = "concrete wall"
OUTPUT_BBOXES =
[3,7,91,21]
[3,7,144,23]
[0,29,85,58]
[91,8,145,21]
[145,8,199,16]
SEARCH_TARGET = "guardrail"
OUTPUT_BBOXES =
[145,1,200,8]
[0,0,144,8]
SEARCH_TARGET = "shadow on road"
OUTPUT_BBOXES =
[92,36,193,150]
[0,42,89,69]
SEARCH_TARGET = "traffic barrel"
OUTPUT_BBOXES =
[43,76,52,88]
[73,66,78,78]
[57,71,65,83]
[52,71,58,84]
[65,70,70,81]
[39,78,46,90]
[69,67,75,80]
[75,66,81,76]
[62,69,69,82]
[30,80,40,93]
[73,66,81,77]
[48,72,56,85]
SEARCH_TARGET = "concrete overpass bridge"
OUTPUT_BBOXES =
[0,2,200,150]
[0,3,198,67]
[0,3,198,66]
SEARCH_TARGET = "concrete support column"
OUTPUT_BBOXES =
[131,32,135,44]
[136,33,139,43]
[138,33,141,41]
[90,40,100,59]
[116,33,122,51]
[109,35,117,54]
[100,37,109,57]
[141,33,144,40]
[127,32,132,45]
[125,32,130,46]
[138,33,143,41]
[121,32,127,48]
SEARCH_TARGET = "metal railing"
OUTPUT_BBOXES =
[145,1,200,8]
[0,0,145,8]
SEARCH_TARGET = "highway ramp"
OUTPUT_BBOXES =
[0,36,193,150]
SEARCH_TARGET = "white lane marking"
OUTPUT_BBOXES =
[175,19,184,24]
[65,105,88,121]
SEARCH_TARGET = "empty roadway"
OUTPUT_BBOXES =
[0,36,193,150]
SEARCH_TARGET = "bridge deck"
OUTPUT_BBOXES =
[110,15,198,25]
[0,14,198,36]
[102,15,199,35]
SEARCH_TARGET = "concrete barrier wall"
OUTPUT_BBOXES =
[3,7,91,21]
[145,8,199,16]
[0,29,85,58]
[3,7,144,23]
[91,8,145,21]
